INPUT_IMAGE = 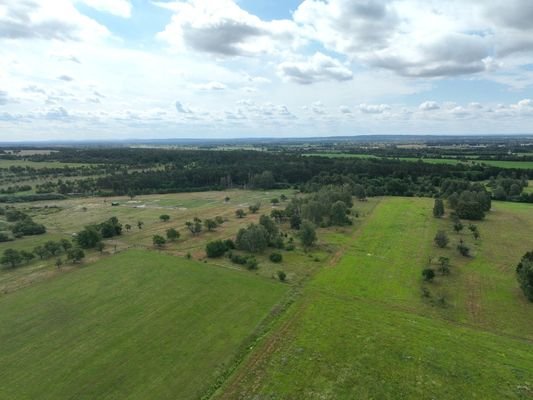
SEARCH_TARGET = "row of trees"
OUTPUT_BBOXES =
[1,238,85,269]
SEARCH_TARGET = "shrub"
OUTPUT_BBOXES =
[434,230,449,248]
[457,240,470,257]
[152,235,166,248]
[223,239,235,250]
[269,252,283,263]
[205,240,228,258]
[11,219,46,236]
[230,254,248,265]
[422,268,436,282]
[277,270,286,282]
[438,256,451,275]
[166,228,180,241]
[246,257,259,270]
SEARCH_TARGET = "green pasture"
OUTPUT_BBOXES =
[0,250,287,400]
[217,197,533,399]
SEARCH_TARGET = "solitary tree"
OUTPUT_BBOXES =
[438,256,451,275]
[457,239,470,257]
[453,220,464,233]
[299,221,317,249]
[125,224,132,232]
[160,214,170,222]
[249,203,261,214]
[137,221,144,230]
[166,228,180,242]
[468,224,480,240]
[235,209,246,218]
[186,218,202,236]
[422,268,436,282]
[204,218,218,231]
[516,251,533,301]
[270,252,283,263]
[433,199,445,218]
[434,230,449,248]
[153,235,166,248]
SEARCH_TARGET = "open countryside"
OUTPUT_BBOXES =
[1,0,533,398]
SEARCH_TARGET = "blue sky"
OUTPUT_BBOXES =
[0,0,532,140]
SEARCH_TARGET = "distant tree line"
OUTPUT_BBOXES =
[7,148,530,204]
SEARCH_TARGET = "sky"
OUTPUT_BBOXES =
[0,0,532,140]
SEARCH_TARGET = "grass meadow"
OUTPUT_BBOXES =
[0,250,288,400]
[217,198,533,399]
[1,191,531,399]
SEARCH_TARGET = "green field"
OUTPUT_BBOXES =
[304,153,533,169]
[217,198,533,399]
[0,159,92,169]
[1,190,532,399]
[0,250,287,400]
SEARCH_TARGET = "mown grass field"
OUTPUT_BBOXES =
[0,250,288,400]
[217,198,533,399]
[305,153,533,169]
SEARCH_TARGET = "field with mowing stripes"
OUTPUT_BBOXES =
[0,250,288,400]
